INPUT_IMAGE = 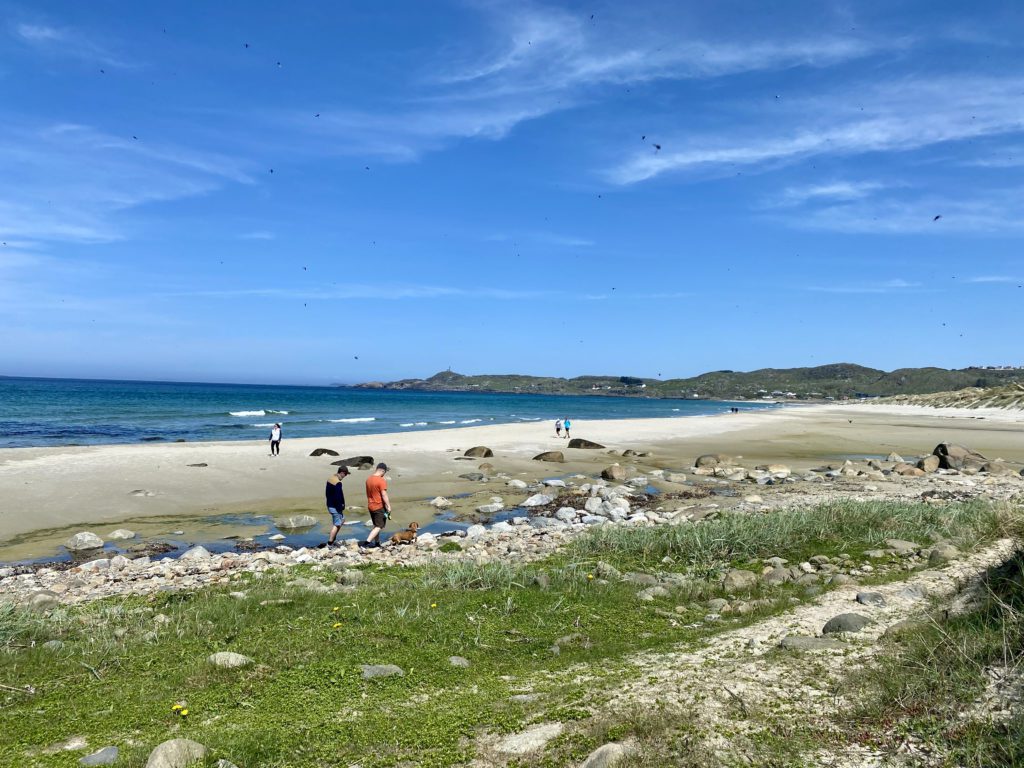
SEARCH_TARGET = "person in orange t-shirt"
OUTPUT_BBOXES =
[361,462,391,549]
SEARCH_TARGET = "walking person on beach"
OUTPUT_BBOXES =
[325,466,349,547]
[360,463,391,549]
[555,419,563,438]
[269,423,282,456]
[563,417,571,439]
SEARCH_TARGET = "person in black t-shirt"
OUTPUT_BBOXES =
[325,466,349,546]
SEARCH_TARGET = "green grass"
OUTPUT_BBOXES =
[843,541,1024,767]
[571,499,1006,574]
[0,500,1010,767]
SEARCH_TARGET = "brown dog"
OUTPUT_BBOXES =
[389,521,419,545]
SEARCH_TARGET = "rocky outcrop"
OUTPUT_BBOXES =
[65,532,104,552]
[532,451,564,463]
[335,455,373,469]
[932,442,987,471]
[568,438,605,449]
[464,446,494,458]
[309,448,339,457]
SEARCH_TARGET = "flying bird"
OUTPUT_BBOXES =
[933,215,942,221]
[354,356,359,360]
[276,61,282,67]
[314,113,320,117]
[653,144,662,151]
[269,168,274,173]
[244,42,250,48]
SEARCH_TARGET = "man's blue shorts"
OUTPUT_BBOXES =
[328,507,344,527]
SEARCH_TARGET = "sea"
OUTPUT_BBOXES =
[0,376,783,449]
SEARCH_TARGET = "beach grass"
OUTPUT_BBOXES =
[0,500,1011,767]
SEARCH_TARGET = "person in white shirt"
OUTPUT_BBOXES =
[269,423,282,456]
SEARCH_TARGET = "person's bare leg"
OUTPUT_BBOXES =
[366,526,381,544]
[328,525,340,544]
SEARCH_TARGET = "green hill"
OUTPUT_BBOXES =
[356,364,1024,401]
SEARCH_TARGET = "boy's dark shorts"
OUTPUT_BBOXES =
[369,509,388,529]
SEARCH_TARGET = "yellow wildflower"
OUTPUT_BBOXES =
[332,622,342,629]
[179,709,189,717]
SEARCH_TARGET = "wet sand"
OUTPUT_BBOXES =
[1,403,1022,562]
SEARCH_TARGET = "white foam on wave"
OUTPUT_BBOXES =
[230,410,266,417]
[328,417,376,423]
[267,410,289,415]
[400,423,414,427]
[460,418,482,424]
[671,408,680,412]
[252,423,277,427]
[439,420,457,425]
[517,417,541,421]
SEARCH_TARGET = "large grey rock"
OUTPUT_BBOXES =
[929,542,961,565]
[336,455,373,469]
[695,453,732,467]
[459,472,485,481]
[981,461,1014,476]
[476,502,504,514]
[933,442,987,470]
[464,446,494,458]
[106,529,136,540]
[145,739,208,768]
[822,613,872,634]
[208,652,254,669]
[521,493,553,507]
[722,569,758,592]
[361,664,404,679]
[274,515,318,529]
[309,448,339,457]
[568,438,605,449]
[429,496,452,508]
[493,723,564,755]
[288,577,332,593]
[65,532,104,552]
[884,539,921,555]
[601,465,625,481]
[80,746,119,766]
[532,451,564,463]
[856,592,886,606]
[448,656,471,668]
[581,742,634,768]
[917,455,940,473]
[27,590,60,611]
[780,636,845,651]
[465,524,486,538]
[179,546,211,560]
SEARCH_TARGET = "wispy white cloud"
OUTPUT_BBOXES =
[965,275,1022,284]
[0,122,253,243]
[302,4,888,162]
[773,181,887,206]
[484,231,594,247]
[239,231,275,241]
[163,284,549,301]
[12,22,130,67]
[777,187,1024,234]
[804,278,925,294]
[608,76,1024,184]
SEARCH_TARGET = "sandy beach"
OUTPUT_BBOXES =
[1,403,1022,562]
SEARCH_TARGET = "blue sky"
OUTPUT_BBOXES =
[1,1,1022,384]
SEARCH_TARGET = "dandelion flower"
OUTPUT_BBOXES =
[171,704,183,712]
[332,622,342,629]
[430,603,437,609]
[180,709,189,717]
[587,574,594,580]
[332,606,340,612]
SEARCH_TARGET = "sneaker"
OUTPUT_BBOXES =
[357,540,370,549]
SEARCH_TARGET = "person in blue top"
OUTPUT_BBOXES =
[325,466,349,547]
[563,417,572,439]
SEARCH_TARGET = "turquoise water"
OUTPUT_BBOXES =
[0,376,781,449]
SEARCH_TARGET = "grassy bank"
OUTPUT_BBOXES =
[0,500,1010,767]
[843,534,1024,766]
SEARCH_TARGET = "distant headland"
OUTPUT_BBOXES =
[355,363,1024,401]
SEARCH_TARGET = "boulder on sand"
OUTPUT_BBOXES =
[310,448,339,457]
[932,442,987,471]
[533,451,565,463]
[65,532,104,552]
[694,453,732,468]
[334,455,373,469]
[144,739,207,768]
[568,438,605,449]
[464,446,494,458]
[601,465,625,481]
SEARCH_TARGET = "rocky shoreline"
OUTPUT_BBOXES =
[4,440,1021,609]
